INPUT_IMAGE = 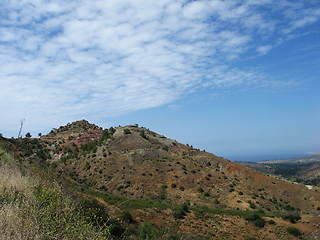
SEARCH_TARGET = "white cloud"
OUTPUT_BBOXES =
[182,1,210,19]
[257,45,272,55]
[0,0,319,136]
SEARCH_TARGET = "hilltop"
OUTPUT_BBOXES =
[1,120,320,240]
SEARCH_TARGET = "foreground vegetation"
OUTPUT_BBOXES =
[0,146,190,239]
[0,147,112,239]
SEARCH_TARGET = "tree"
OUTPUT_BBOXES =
[38,133,42,137]
[287,226,302,236]
[25,132,32,138]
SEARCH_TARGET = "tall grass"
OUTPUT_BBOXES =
[0,153,41,240]
[0,147,110,240]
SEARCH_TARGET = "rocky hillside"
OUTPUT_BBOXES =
[1,120,320,240]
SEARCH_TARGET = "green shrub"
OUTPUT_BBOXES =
[173,208,186,219]
[139,222,157,240]
[197,187,204,193]
[108,219,124,237]
[282,212,301,223]
[284,204,297,211]
[32,186,112,239]
[249,202,256,209]
[83,161,91,171]
[78,197,110,227]
[267,219,276,225]
[287,226,302,236]
[245,214,265,228]
[140,130,148,139]
[203,192,210,197]
[254,218,266,228]
[167,233,182,240]
[245,214,260,221]
[123,128,131,134]
[173,203,189,219]
[121,211,134,223]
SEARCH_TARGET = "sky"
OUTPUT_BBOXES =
[0,0,319,161]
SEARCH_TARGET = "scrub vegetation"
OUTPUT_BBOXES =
[0,120,319,239]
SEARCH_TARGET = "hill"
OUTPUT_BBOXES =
[1,120,320,240]
[239,155,320,187]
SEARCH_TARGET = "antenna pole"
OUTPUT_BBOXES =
[18,118,25,138]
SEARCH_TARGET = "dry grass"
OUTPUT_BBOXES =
[0,147,109,240]
[0,158,42,240]
[0,201,42,240]
[0,164,32,195]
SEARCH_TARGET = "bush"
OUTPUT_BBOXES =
[282,212,301,223]
[33,186,112,239]
[139,222,157,240]
[245,214,260,221]
[287,226,302,236]
[203,192,210,197]
[108,219,124,237]
[167,233,182,240]
[140,130,148,139]
[245,214,266,228]
[78,198,110,226]
[173,208,186,219]
[83,161,91,171]
[121,211,133,223]
[268,220,276,225]
[254,218,266,228]
[249,202,256,209]
[267,219,276,225]
[173,203,189,219]
[197,187,204,193]
[123,128,131,134]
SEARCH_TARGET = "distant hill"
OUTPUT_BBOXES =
[239,155,320,187]
[1,120,320,240]
[258,155,320,164]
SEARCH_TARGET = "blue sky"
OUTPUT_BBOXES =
[0,0,319,161]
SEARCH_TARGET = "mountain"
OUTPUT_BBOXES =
[1,120,320,240]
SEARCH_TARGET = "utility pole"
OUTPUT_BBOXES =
[18,118,25,138]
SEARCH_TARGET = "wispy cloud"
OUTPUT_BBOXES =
[0,0,319,135]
